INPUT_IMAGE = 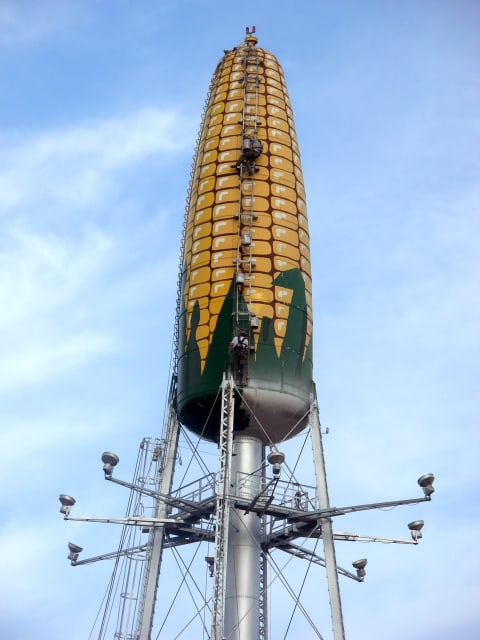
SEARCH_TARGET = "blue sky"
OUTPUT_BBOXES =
[0,1,479,639]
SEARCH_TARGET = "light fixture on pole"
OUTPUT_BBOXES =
[59,494,76,516]
[408,520,425,542]
[205,556,215,577]
[102,452,119,477]
[67,542,83,564]
[267,450,285,476]
[417,473,435,498]
[352,558,368,580]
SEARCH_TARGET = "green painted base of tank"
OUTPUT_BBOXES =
[176,271,313,443]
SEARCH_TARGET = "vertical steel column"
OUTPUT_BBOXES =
[259,452,268,640]
[136,388,180,640]
[211,373,236,640]
[224,434,263,640]
[309,391,346,640]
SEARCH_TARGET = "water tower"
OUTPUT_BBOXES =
[59,29,434,640]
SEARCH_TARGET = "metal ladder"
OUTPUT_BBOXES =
[235,44,268,640]
[233,45,263,376]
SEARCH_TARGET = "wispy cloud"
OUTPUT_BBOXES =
[0,224,113,329]
[0,332,114,393]
[0,107,193,215]
[0,106,191,396]
[0,102,188,638]
[0,223,115,393]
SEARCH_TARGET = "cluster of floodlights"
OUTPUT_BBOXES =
[58,453,120,517]
[345,518,426,580]
[59,454,434,575]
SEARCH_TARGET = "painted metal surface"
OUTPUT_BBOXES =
[224,434,263,640]
[177,33,313,443]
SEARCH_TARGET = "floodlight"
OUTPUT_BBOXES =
[418,473,435,498]
[205,555,215,577]
[102,451,119,477]
[59,494,76,515]
[408,520,424,541]
[67,542,83,564]
[352,558,367,579]
[267,451,285,476]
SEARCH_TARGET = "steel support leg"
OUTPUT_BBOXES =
[310,391,346,640]
[137,388,180,640]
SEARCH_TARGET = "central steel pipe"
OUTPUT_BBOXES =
[224,434,263,640]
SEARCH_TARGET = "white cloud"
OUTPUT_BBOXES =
[0,106,188,397]
[0,107,193,214]
[0,332,114,392]
[0,224,113,328]
[0,223,116,393]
